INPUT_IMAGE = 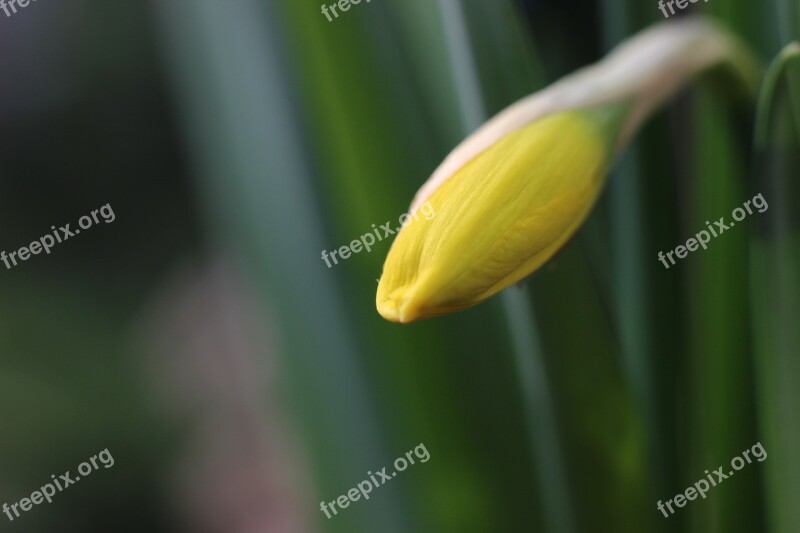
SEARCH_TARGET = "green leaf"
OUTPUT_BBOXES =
[751,40,800,533]
[755,42,800,147]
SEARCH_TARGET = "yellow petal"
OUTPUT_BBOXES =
[377,111,609,323]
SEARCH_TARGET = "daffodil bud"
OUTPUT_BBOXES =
[377,18,758,323]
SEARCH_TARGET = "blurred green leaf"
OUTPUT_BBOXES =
[751,40,800,533]
[684,85,762,533]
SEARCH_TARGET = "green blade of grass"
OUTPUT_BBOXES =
[685,85,762,533]
[500,288,576,533]
[751,42,800,533]
[755,43,800,146]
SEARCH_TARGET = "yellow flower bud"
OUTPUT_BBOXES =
[376,18,758,323]
[377,110,618,323]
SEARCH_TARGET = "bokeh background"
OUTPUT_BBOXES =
[0,0,797,532]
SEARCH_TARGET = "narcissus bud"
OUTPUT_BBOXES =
[377,18,758,323]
